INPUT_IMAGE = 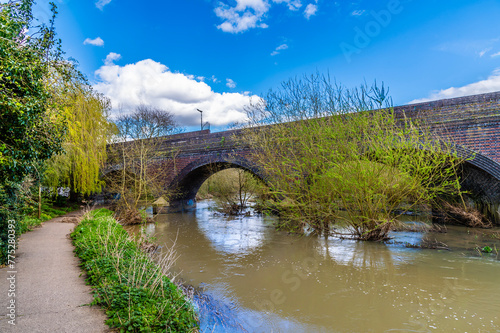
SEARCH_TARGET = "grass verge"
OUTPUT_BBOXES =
[71,209,199,332]
[19,203,80,234]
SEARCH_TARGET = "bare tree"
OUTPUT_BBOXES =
[106,105,181,224]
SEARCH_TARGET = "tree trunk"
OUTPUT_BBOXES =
[38,185,42,219]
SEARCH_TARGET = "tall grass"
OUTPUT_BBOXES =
[71,209,198,332]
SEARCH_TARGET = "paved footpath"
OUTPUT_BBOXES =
[0,211,109,332]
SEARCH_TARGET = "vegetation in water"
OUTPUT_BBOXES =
[240,73,468,241]
[481,246,492,253]
[71,209,199,332]
[197,168,265,215]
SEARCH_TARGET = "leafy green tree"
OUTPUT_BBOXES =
[0,0,64,182]
[244,74,465,240]
[0,0,66,264]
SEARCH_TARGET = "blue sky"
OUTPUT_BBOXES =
[31,0,500,131]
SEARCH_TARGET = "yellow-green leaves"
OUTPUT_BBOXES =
[243,75,465,240]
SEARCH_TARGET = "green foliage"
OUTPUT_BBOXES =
[0,0,65,183]
[43,82,114,196]
[482,246,493,253]
[0,1,112,263]
[243,74,466,240]
[198,168,264,214]
[17,201,78,233]
[0,181,24,263]
[71,210,199,332]
[0,0,66,265]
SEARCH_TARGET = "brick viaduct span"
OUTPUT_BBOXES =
[105,91,500,223]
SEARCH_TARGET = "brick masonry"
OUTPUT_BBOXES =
[106,91,500,221]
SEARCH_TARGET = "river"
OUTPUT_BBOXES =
[127,200,500,332]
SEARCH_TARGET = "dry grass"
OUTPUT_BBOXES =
[441,202,492,228]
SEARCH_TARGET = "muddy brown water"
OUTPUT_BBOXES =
[127,201,500,332]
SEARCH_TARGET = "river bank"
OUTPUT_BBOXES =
[71,209,199,332]
[126,199,500,332]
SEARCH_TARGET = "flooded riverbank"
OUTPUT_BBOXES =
[127,200,500,332]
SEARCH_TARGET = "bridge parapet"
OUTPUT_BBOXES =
[105,91,500,222]
[393,91,500,164]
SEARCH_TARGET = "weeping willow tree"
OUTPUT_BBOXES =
[243,74,466,241]
[43,66,115,198]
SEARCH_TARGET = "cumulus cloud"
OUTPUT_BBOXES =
[304,3,317,19]
[215,0,270,33]
[94,58,258,127]
[83,37,104,46]
[96,0,112,10]
[104,52,121,65]
[215,0,316,33]
[226,78,237,89]
[271,43,288,56]
[410,69,500,103]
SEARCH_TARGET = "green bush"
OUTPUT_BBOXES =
[71,209,198,332]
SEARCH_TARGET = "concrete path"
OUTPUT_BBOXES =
[0,211,109,332]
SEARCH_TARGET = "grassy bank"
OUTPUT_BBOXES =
[19,203,80,234]
[71,209,199,332]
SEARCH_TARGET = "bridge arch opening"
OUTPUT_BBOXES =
[168,158,267,212]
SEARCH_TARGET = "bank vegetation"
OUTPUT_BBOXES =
[71,209,199,332]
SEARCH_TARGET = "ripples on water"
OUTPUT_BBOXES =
[128,200,500,332]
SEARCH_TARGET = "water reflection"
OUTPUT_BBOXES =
[195,201,269,255]
[127,200,500,332]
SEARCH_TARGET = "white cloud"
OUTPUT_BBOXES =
[94,58,258,127]
[104,52,121,66]
[479,48,491,57]
[491,51,500,58]
[96,0,112,10]
[215,0,316,33]
[271,43,289,56]
[215,0,270,33]
[273,0,302,11]
[351,9,365,16]
[304,3,317,19]
[226,78,237,89]
[83,37,104,46]
[410,68,500,103]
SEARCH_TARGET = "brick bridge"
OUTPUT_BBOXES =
[105,91,500,223]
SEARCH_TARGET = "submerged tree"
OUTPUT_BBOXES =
[198,168,264,215]
[243,73,465,240]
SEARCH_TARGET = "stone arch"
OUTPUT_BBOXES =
[167,153,266,211]
[371,143,500,223]
[458,151,500,223]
